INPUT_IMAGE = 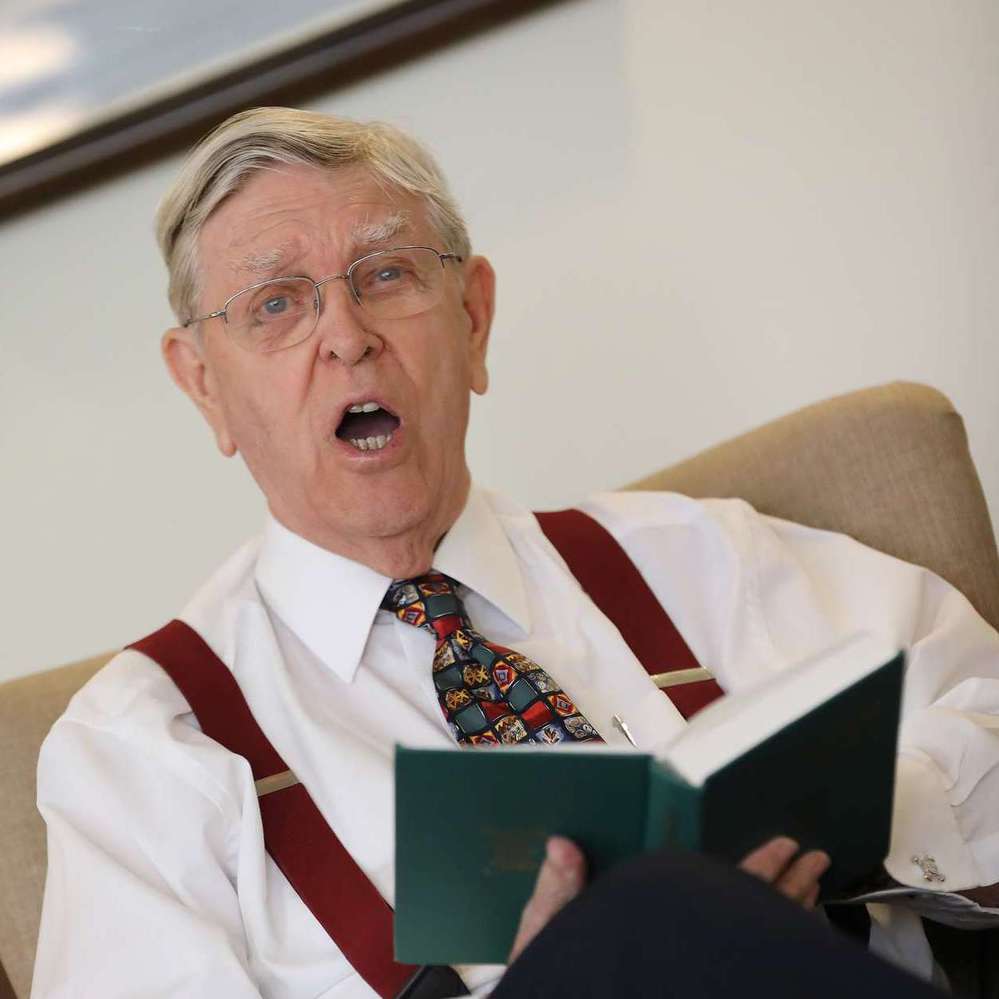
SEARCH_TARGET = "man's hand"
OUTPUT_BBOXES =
[509,836,587,963]
[508,835,831,963]
[738,836,830,910]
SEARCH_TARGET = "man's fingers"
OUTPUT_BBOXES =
[776,850,830,906]
[508,836,587,963]
[738,836,799,881]
[739,837,830,909]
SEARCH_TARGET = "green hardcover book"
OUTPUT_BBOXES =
[395,633,904,966]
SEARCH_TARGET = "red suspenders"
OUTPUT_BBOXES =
[130,620,417,998]
[535,509,724,716]
[129,508,723,997]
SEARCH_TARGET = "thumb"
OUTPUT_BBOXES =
[508,836,587,963]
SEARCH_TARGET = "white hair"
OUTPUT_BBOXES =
[155,107,472,323]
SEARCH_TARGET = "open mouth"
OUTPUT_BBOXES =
[334,400,401,452]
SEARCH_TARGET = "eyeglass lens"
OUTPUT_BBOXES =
[226,247,447,353]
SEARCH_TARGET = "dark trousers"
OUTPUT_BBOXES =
[491,850,943,998]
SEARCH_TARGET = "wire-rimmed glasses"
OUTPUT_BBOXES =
[182,245,464,353]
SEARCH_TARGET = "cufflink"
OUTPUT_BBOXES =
[911,854,946,883]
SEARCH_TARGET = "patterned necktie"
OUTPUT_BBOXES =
[382,572,602,746]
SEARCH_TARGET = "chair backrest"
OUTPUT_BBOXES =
[629,381,999,631]
[0,654,110,998]
[3,380,997,997]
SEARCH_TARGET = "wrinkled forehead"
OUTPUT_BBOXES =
[199,162,431,288]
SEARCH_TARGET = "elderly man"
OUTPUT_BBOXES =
[32,108,999,998]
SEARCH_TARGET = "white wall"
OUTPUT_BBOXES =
[3,0,999,681]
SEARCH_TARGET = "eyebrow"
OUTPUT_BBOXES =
[234,243,300,278]
[349,211,412,251]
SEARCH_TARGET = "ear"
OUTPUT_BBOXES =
[461,255,495,396]
[161,327,237,457]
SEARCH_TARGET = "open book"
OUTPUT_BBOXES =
[394,633,904,965]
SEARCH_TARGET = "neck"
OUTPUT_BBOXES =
[342,529,447,580]
[272,478,471,580]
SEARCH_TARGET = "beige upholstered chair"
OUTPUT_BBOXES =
[631,381,999,631]
[2,381,997,999]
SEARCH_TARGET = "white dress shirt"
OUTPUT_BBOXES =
[32,488,999,998]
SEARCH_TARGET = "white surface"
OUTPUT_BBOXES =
[3,0,999,680]
[665,632,896,784]
[34,488,999,992]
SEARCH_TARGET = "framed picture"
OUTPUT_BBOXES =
[0,0,557,218]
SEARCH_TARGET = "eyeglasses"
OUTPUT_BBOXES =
[182,245,463,353]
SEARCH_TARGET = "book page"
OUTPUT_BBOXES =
[659,632,900,785]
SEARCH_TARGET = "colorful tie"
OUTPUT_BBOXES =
[382,572,602,746]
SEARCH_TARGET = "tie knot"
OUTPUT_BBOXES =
[382,572,469,638]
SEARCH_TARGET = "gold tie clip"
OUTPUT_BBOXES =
[254,770,301,797]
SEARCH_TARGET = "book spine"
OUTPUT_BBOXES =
[643,760,703,851]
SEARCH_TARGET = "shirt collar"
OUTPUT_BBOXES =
[434,488,532,636]
[254,487,531,683]
[256,516,390,683]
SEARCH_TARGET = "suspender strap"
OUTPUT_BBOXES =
[535,508,725,719]
[129,620,419,999]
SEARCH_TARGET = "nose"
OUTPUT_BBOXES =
[314,277,384,365]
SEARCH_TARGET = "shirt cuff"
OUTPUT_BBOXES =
[886,751,981,890]
[877,751,999,927]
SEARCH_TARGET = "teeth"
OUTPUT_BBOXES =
[349,432,393,452]
[347,401,381,414]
